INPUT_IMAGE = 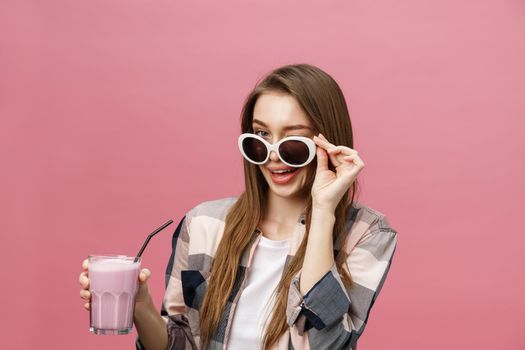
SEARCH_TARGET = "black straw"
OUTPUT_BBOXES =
[134,219,173,262]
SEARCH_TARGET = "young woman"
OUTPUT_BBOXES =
[79,63,398,350]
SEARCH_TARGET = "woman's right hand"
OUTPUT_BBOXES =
[79,259,153,311]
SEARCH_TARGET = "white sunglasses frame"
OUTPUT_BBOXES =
[238,132,317,168]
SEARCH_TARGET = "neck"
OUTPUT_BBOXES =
[264,191,308,225]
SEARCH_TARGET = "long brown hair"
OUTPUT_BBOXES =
[199,63,360,349]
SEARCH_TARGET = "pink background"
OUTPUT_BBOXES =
[1,0,524,349]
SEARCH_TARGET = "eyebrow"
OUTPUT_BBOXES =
[252,118,313,131]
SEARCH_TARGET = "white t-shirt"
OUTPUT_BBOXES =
[227,235,290,349]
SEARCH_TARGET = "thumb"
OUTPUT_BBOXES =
[139,268,151,284]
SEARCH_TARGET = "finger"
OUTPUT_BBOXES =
[314,137,340,167]
[80,289,91,300]
[343,155,358,165]
[82,259,89,271]
[318,134,358,155]
[318,133,336,149]
[333,149,358,168]
[323,145,342,167]
[139,268,151,283]
[337,147,357,156]
[79,272,90,289]
[313,134,335,150]
[315,144,329,172]
[327,148,341,155]
[314,136,343,167]
[326,145,357,157]
[84,302,90,311]
[343,155,364,167]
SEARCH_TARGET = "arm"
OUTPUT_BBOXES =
[300,208,336,294]
[287,215,398,350]
[136,214,198,350]
[134,296,169,350]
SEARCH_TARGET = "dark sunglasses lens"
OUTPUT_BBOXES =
[242,137,267,162]
[279,140,310,165]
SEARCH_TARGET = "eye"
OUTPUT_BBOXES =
[254,129,269,138]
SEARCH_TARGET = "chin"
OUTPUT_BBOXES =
[270,185,301,198]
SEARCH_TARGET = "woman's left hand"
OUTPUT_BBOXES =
[311,133,365,213]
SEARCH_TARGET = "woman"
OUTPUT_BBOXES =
[79,63,398,350]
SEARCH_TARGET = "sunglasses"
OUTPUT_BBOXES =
[238,133,317,168]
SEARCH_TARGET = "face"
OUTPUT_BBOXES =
[251,91,317,199]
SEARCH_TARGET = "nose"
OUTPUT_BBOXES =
[268,150,279,162]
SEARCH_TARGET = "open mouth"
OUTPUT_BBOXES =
[268,167,299,184]
[270,168,297,175]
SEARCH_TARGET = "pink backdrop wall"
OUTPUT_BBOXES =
[1,0,523,349]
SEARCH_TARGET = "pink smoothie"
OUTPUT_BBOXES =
[88,256,140,335]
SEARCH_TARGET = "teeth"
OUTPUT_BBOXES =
[272,169,293,174]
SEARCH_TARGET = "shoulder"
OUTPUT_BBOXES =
[180,196,240,263]
[347,200,398,238]
[186,195,240,223]
[344,200,398,261]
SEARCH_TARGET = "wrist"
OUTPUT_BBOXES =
[134,294,154,317]
[312,205,336,218]
[309,208,336,240]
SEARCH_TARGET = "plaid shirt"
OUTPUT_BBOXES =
[136,196,398,350]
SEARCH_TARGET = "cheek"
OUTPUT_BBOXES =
[296,166,311,183]
[303,163,315,176]
[302,164,316,183]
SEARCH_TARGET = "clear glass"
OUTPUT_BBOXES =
[88,255,141,335]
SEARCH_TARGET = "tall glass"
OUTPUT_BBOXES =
[88,255,141,335]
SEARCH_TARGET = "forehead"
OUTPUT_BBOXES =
[252,92,313,130]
